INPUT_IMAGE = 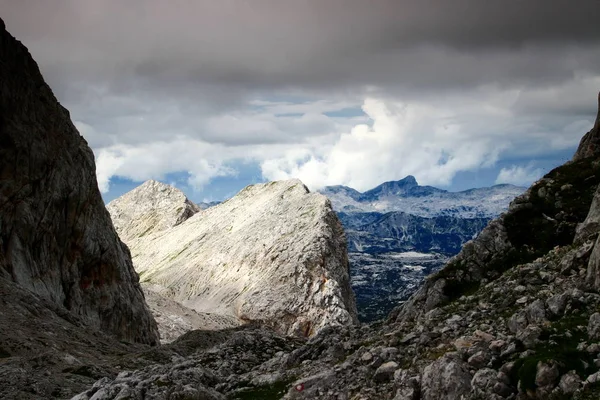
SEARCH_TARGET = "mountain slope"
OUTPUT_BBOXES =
[340,211,489,254]
[110,179,358,337]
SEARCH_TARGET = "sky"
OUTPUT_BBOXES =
[1,1,599,203]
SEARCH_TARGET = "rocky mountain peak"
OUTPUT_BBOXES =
[573,91,600,161]
[109,178,358,337]
[107,179,201,243]
[0,18,158,344]
[367,175,419,196]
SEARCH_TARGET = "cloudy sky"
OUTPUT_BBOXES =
[2,1,599,202]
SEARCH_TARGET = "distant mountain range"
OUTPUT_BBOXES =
[318,177,526,321]
[320,175,525,218]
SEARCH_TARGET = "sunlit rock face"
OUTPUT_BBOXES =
[109,179,358,337]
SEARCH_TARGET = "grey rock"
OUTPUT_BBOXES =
[587,235,600,290]
[107,180,201,243]
[525,299,547,324]
[576,185,600,242]
[546,292,569,317]
[470,368,497,397]
[393,386,418,400]
[516,325,542,349]
[508,311,528,334]
[588,313,600,340]
[286,370,336,399]
[558,370,582,395]
[373,361,399,383]
[572,92,600,162]
[535,361,559,389]
[467,351,490,369]
[421,356,472,400]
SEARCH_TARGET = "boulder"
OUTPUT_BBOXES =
[421,355,472,400]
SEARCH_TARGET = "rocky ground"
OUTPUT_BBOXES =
[142,284,240,343]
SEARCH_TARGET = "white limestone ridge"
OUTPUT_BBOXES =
[109,179,359,337]
[107,180,201,243]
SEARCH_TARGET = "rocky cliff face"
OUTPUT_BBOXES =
[109,179,358,337]
[0,18,158,345]
[573,92,600,161]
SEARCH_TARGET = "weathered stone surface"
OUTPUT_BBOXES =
[575,185,600,242]
[373,361,399,383]
[572,92,600,161]
[421,356,472,400]
[112,179,357,337]
[546,291,568,317]
[588,312,600,340]
[559,370,582,395]
[107,180,201,243]
[587,235,600,290]
[142,284,240,343]
[0,17,158,345]
[535,361,559,393]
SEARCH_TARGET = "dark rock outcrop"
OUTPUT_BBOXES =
[572,92,600,161]
[0,18,158,345]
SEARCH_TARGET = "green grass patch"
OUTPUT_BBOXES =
[510,314,598,392]
[230,378,293,400]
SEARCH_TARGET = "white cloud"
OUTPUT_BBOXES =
[259,93,563,191]
[93,140,235,193]
[495,165,544,186]
[85,86,594,195]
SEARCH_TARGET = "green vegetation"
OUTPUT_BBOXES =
[575,382,600,400]
[510,314,598,392]
[230,378,294,400]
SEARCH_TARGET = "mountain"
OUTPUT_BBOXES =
[340,211,489,254]
[0,18,158,398]
[107,179,201,243]
[108,179,358,337]
[106,181,241,342]
[78,92,600,400]
[320,177,525,218]
[320,179,522,322]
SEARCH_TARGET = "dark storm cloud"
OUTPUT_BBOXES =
[1,0,599,96]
